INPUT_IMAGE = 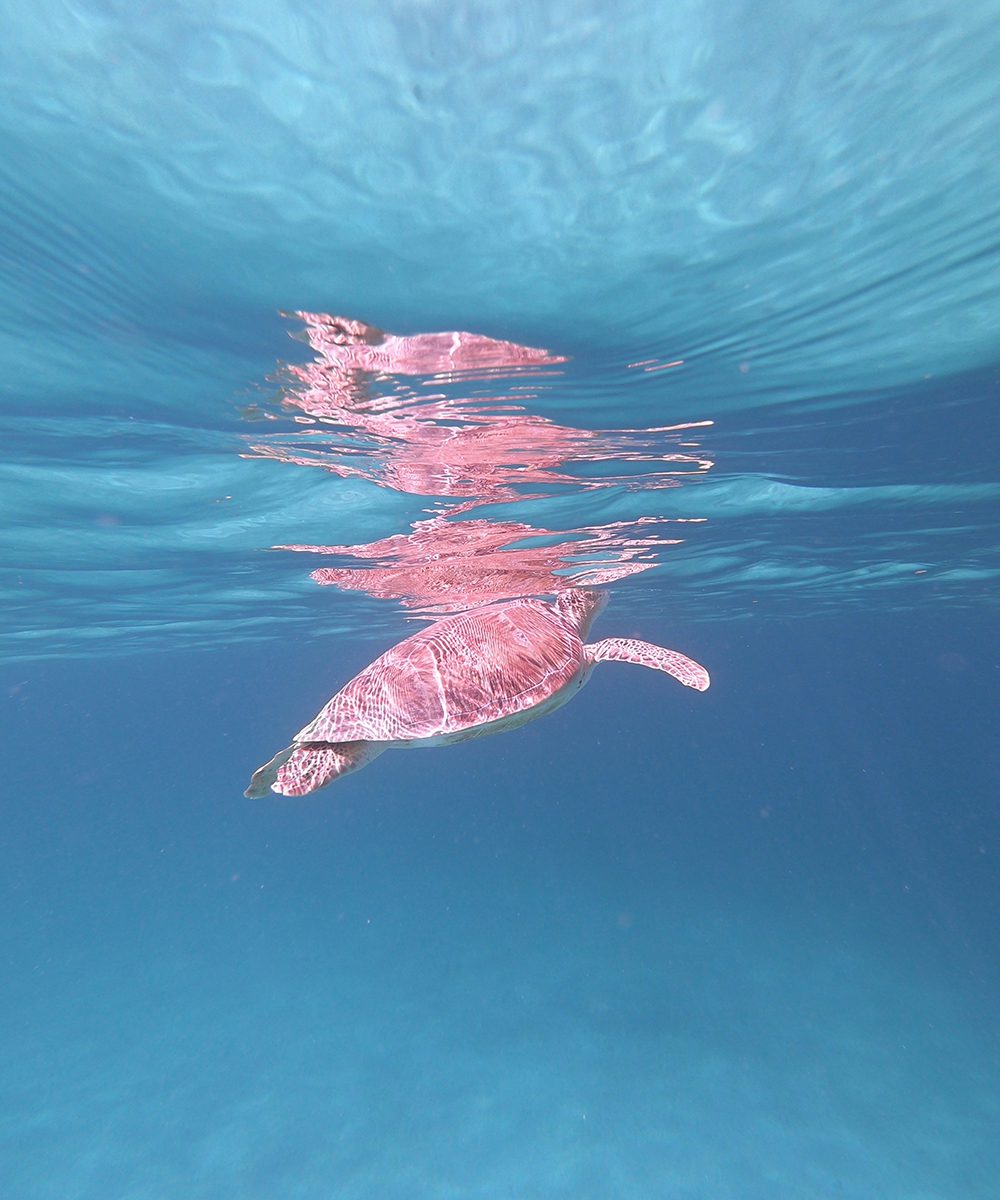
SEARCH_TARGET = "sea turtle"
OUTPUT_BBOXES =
[246,589,709,798]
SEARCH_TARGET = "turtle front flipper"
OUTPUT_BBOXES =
[586,638,710,691]
[245,740,384,798]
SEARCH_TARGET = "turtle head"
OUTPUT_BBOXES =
[320,315,385,346]
[554,588,608,638]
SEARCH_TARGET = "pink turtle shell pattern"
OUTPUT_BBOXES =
[294,598,584,745]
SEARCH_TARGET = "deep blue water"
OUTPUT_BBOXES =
[3,3,1000,1197]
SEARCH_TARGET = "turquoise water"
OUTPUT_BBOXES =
[2,3,999,1197]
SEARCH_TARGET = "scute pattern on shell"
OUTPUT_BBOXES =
[295,599,583,745]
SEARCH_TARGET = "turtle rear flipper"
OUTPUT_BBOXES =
[245,745,296,798]
[245,741,383,798]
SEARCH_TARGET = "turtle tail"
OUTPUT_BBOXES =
[245,741,384,798]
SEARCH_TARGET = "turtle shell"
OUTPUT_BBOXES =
[294,598,584,745]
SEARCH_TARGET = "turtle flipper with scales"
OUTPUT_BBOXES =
[246,589,709,798]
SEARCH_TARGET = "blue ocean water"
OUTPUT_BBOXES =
[3,2,999,1197]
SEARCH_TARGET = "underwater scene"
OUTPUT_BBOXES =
[2,2,999,1197]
